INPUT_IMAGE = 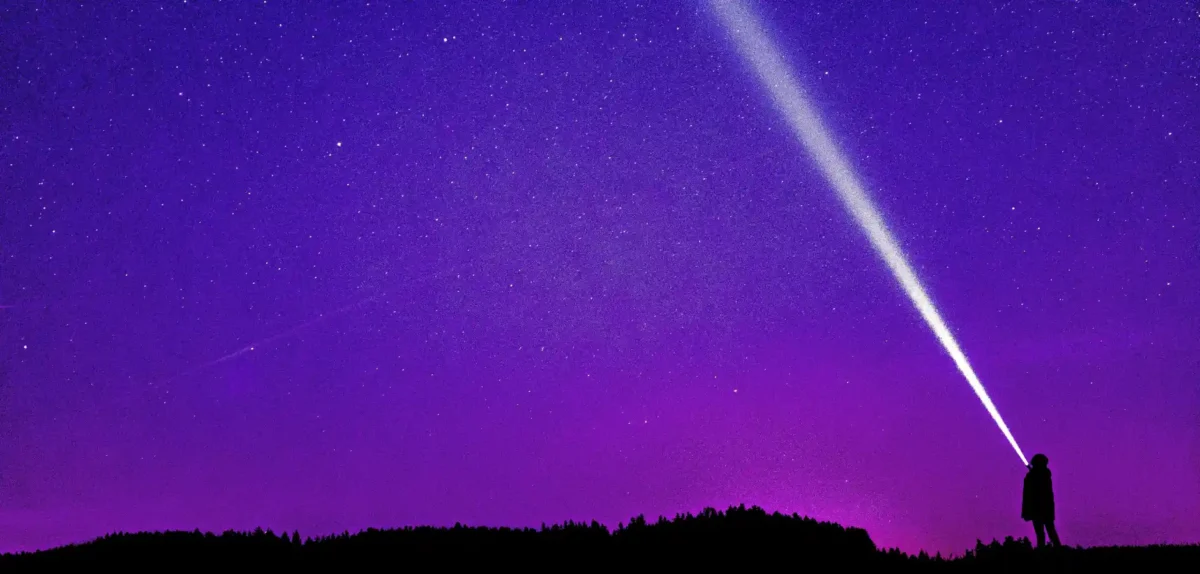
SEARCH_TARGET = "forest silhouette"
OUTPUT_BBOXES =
[2,504,1196,571]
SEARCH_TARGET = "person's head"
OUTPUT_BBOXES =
[1031,453,1049,469]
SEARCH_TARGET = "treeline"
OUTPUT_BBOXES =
[2,504,1197,571]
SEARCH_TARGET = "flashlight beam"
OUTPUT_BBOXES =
[709,0,1028,466]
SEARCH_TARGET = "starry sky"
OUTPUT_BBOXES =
[2,0,1198,555]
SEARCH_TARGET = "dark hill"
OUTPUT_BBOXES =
[1,504,1196,571]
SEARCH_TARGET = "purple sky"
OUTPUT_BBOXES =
[2,0,1198,555]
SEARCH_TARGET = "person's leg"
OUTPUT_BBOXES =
[1045,520,1061,547]
[1033,521,1047,548]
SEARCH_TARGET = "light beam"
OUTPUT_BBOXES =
[708,0,1028,466]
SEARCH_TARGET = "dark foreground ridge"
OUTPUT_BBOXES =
[2,505,1196,571]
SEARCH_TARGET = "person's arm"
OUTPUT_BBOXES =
[1020,474,1031,520]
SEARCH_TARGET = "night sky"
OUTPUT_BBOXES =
[3,0,1198,555]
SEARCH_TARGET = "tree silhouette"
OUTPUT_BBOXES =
[0,505,1196,570]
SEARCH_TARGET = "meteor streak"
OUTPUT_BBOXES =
[154,265,469,385]
[157,294,381,384]
[708,0,1028,466]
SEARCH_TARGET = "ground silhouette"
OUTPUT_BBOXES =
[1,504,1196,571]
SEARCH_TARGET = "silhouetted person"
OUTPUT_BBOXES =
[1022,453,1061,548]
